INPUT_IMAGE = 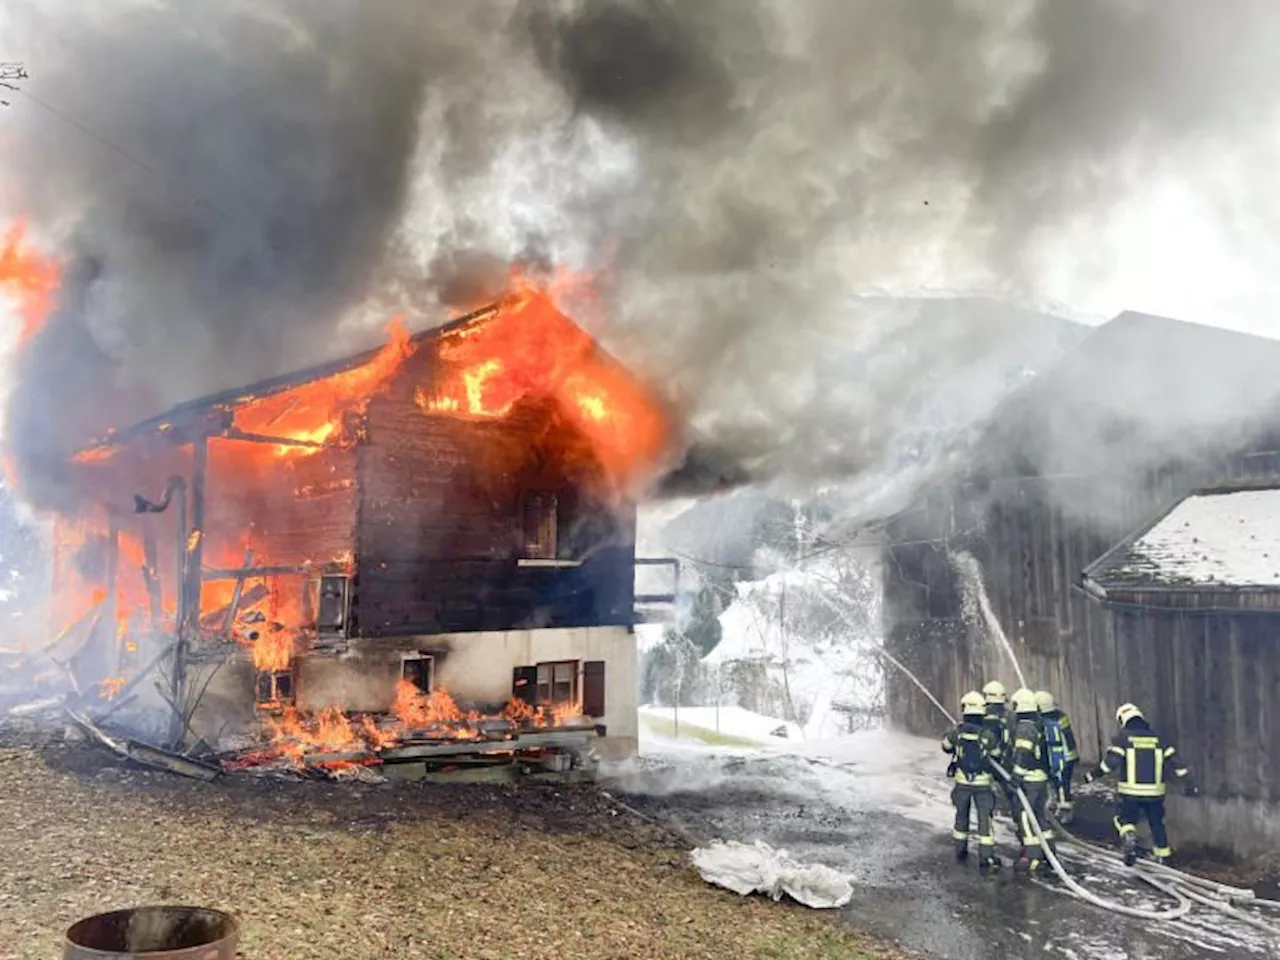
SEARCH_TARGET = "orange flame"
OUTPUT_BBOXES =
[416,272,669,492]
[99,676,128,700]
[251,630,293,672]
[391,679,481,738]
[0,221,59,349]
[234,316,413,460]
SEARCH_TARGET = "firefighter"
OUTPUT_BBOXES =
[1009,687,1054,875]
[980,680,1017,816]
[1084,703,1200,865]
[1035,689,1079,824]
[942,690,1002,871]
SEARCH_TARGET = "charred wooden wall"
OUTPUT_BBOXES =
[884,449,1280,762]
[351,350,636,638]
[203,439,357,569]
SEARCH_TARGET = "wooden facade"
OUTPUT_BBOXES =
[883,457,1280,758]
[882,312,1280,771]
[352,344,636,637]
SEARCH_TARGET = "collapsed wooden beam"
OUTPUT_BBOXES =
[202,563,347,579]
[219,428,331,449]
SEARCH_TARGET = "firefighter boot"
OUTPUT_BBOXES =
[1122,832,1139,868]
[954,840,969,862]
[979,853,1002,873]
[1056,802,1075,826]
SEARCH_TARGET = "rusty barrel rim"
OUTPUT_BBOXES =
[64,905,238,957]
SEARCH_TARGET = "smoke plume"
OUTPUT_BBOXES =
[4,0,1280,509]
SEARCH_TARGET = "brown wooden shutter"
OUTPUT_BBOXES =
[512,665,538,705]
[583,661,606,717]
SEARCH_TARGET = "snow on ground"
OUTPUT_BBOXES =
[1108,487,1280,585]
[640,704,804,743]
[708,557,882,740]
[621,710,949,831]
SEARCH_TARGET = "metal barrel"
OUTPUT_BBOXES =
[64,906,238,959]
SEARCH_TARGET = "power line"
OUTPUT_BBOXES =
[11,83,232,227]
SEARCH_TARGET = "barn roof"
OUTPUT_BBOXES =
[974,311,1280,479]
[1082,482,1280,605]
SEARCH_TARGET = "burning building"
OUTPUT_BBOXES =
[47,279,675,771]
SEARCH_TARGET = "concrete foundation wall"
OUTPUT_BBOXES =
[192,625,639,756]
[1165,793,1280,860]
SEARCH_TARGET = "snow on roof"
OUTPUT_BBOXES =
[1105,488,1280,587]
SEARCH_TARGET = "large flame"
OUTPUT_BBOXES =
[417,272,670,493]
[231,315,414,460]
[0,221,59,350]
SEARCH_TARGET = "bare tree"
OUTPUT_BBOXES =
[1,63,28,108]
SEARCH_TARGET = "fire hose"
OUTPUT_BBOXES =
[880,650,1280,934]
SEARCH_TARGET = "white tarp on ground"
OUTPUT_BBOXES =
[690,839,854,909]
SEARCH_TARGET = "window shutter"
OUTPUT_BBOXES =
[583,661,606,717]
[512,665,538,705]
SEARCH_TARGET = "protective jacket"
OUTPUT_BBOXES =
[942,720,1000,787]
[1090,718,1189,798]
[1009,714,1050,784]
[1039,707,1079,777]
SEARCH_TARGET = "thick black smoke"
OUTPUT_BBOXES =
[0,0,467,508]
[5,0,1280,510]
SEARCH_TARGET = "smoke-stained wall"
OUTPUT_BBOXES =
[8,1,1280,514]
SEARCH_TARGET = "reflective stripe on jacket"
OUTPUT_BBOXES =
[1093,722,1189,798]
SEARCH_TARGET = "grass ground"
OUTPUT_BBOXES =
[0,730,912,960]
[639,712,765,749]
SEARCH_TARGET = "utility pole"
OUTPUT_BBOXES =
[1,63,28,108]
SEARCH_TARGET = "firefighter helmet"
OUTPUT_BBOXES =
[1011,687,1038,714]
[982,680,1007,704]
[1034,690,1055,712]
[1116,703,1144,727]
[960,690,986,716]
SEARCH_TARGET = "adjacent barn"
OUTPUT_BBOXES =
[881,312,1280,857]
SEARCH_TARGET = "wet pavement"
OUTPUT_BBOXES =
[602,738,1278,960]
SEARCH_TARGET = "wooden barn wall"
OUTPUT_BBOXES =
[883,446,1280,755]
[1105,607,1280,818]
[352,351,636,638]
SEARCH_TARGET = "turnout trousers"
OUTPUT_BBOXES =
[1052,760,1076,821]
[951,784,997,865]
[1115,796,1171,859]
[1017,780,1054,872]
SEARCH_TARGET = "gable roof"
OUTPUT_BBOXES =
[974,311,1280,479]
[80,303,502,452]
[1082,482,1280,605]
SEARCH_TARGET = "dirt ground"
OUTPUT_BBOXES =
[0,727,911,960]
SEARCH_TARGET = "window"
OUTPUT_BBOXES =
[401,653,434,693]
[316,574,351,634]
[255,669,294,707]
[535,660,577,706]
[521,493,558,560]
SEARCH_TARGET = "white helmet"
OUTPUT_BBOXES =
[960,690,986,716]
[1011,687,1038,714]
[1116,703,1144,727]
[1034,690,1055,712]
[982,680,1007,704]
